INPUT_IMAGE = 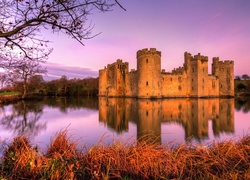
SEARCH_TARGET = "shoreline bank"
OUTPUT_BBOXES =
[1,131,250,179]
[0,95,21,105]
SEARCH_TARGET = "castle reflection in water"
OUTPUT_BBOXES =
[99,98,234,143]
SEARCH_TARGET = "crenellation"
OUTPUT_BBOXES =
[193,53,202,60]
[137,48,161,58]
[99,69,105,73]
[184,52,192,58]
[99,48,234,98]
[213,57,219,62]
[193,53,208,62]
[172,66,185,74]
[130,69,137,74]
[219,60,234,64]
[193,53,201,60]
[204,56,208,61]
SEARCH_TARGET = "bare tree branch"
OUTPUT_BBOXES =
[115,0,126,11]
[0,0,125,61]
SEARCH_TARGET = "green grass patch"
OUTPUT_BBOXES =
[0,92,20,96]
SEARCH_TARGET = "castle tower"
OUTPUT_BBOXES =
[183,52,192,96]
[99,60,128,97]
[212,59,234,97]
[99,68,108,96]
[212,57,219,76]
[137,48,162,98]
[184,52,192,72]
[114,60,129,97]
[189,53,209,97]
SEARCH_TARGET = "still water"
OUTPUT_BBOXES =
[0,97,249,151]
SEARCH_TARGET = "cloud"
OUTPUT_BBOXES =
[43,62,98,81]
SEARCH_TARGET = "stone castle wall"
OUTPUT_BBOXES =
[99,48,234,98]
[125,70,137,97]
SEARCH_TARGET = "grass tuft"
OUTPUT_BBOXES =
[1,132,250,179]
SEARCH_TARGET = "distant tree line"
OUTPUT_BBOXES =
[235,74,250,81]
[235,74,250,94]
[44,75,98,97]
[0,73,99,97]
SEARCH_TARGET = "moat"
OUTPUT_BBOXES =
[0,97,249,152]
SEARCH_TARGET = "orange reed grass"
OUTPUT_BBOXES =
[1,131,250,179]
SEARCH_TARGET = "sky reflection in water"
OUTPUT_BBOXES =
[0,97,249,152]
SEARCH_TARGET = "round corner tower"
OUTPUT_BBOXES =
[137,48,162,98]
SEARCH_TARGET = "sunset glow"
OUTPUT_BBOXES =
[44,0,250,78]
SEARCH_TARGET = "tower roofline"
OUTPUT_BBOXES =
[218,60,234,64]
[137,48,161,58]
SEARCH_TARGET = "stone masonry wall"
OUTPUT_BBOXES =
[137,48,162,98]
[98,48,234,98]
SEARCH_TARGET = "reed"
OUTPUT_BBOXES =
[1,131,250,179]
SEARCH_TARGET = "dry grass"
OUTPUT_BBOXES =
[1,131,250,179]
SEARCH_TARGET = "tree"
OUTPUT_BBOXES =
[6,57,47,98]
[28,74,45,93]
[235,76,241,80]
[0,72,7,89]
[6,69,21,87]
[45,80,58,96]
[242,74,250,81]
[0,0,125,62]
[58,75,68,95]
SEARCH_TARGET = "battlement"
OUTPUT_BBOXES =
[137,48,161,58]
[213,57,219,62]
[172,66,185,74]
[218,60,234,65]
[107,59,128,68]
[130,69,137,74]
[161,69,172,75]
[184,52,192,59]
[193,53,208,61]
[99,69,106,73]
[116,59,123,63]
[185,52,208,61]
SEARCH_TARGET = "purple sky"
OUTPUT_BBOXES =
[45,0,250,78]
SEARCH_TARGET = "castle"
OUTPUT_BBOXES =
[99,48,234,98]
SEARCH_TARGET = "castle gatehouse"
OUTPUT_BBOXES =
[99,48,234,98]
